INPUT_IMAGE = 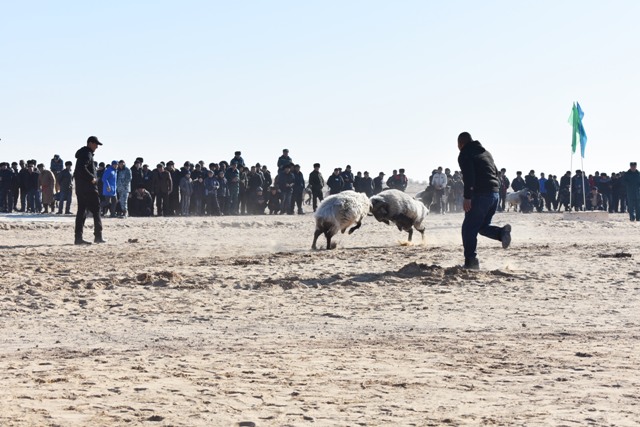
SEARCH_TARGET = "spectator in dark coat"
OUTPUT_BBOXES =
[373,172,385,195]
[327,168,344,195]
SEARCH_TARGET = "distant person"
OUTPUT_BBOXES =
[457,132,511,270]
[73,136,105,244]
[308,163,325,212]
[277,149,293,171]
[623,161,640,221]
[373,172,385,194]
[57,161,74,214]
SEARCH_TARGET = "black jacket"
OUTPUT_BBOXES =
[74,146,98,193]
[457,140,499,199]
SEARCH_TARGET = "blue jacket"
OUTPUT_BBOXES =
[102,165,118,196]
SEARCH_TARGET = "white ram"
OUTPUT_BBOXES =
[312,191,372,250]
[370,189,429,242]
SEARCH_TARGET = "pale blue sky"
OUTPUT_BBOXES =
[2,1,638,181]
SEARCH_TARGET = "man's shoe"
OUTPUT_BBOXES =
[463,258,480,270]
[501,224,512,249]
[74,239,92,245]
[94,237,108,244]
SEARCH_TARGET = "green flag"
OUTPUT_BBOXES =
[568,103,579,154]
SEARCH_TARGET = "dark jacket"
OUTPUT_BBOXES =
[73,146,98,194]
[327,174,344,194]
[525,175,539,192]
[308,170,324,190]
[277,170,295,193]
[293,171,305,194]
[341,170,354,191]
[623,169,640,197]
[152,170,173,194]
[457,140,500,199]
[373,176,384,194]
[58,168,73,191]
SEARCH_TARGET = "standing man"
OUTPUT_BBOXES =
[498,168,510,212]
[431,166,448,214]
[457,132,511,269]
[152,163,173,216]
[116,160,132,217]
[74,136,105,244]
[57,161,74,214]
[373,172,385,195]
[623,161,640,221]
[308,163,325,212]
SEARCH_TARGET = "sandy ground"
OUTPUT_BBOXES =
[1,195,639,426]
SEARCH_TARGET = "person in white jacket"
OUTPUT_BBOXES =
[431,166,448,214]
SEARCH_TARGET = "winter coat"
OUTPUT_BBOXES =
[179,176,193,197]
[116,166,132,192]
[58,169,73,191]
[38,169,56,204]
[457,140,500,199]
[73,146,98,194]
[102,165,118,197]
[152,170,173,195]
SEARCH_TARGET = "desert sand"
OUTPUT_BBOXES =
[1,192,639,426]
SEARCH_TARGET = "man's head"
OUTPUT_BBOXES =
[157,164,164,171]
[437,166,443,172]
[540,172,545,178]
[118,160,125,169]
[87,136,102,152]
[313,163,320,169]
[283,149,289,155]
[399,168,405,174]
[234,151,241,157]
[631,162,637,170]
[516,171,522,176]
[457,132,473,150]
[333,168,340,175]
[111,160,118,168]
[529,170,535,176]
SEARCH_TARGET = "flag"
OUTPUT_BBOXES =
[568,102,588,157]
[576,102,587,158]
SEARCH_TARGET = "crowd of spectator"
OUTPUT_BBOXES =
[0,149,411,218]
[2,151,639,221]
[420,164,640,221]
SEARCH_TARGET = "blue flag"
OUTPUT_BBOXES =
[576,102,587,158]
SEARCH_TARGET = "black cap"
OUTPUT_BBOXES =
[631,162,637,166]
[87,136,103,146]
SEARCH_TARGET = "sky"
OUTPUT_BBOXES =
[1,0,638,182]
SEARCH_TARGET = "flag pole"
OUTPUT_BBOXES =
[570,145,573,211]
[581,156,586,210]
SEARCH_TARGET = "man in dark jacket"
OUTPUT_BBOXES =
[327,168,344,195]
[73,136,105,244]
[457,132,511,270]
[308,163,325,212]
[341,165,354,191]
[373,172,385,194]
[511,171,525,191]
[152,163,173,216]
[292,164,306,214]
[57,161,74,214]
[623,162,640,221]
[277,164,295,214]
[361,171,374,197]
